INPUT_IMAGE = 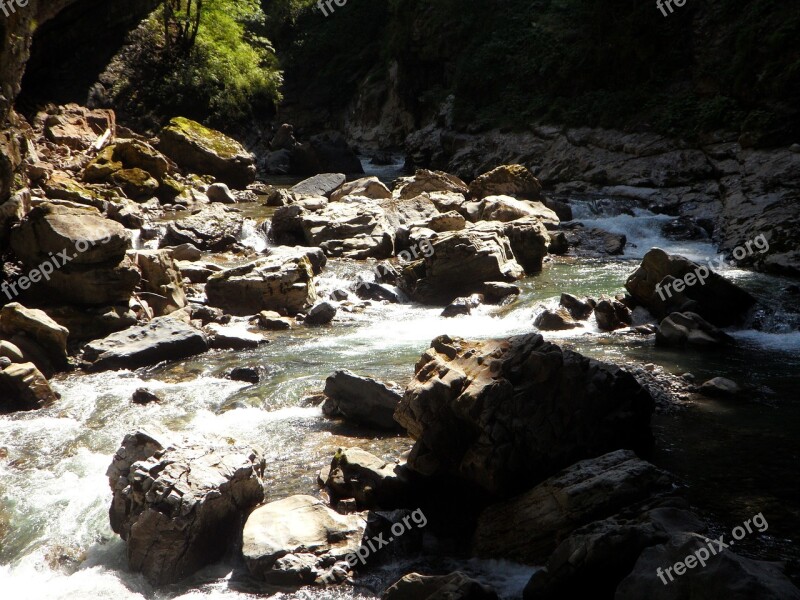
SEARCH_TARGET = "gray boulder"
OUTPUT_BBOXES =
[322,370,403,430]
[291,173,346,197]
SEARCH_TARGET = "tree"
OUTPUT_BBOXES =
[162,0,203,53]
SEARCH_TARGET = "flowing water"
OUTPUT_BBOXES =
[1,193,799,598]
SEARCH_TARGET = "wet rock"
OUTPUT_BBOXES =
[383,572,499,600]
[162,204,244,252]
[560,225,627,256]
[469,164,543,201]
[205,253,316,316]
[0,362,58,413]
[595,298,633,331]
[322,370,403,430]
[547,231,570,255]
[44,304,137,342]
[131,250,186,317]
[501,217,551,273]
[290,132,363,175]
[616,532,800,600]
[107,431,266,585]
[362,510,424,565]
[699,376,740,397]
[330,176,391,202]
[131,388,161,404]
[291,173,346,197]
[626,248,756,326]
[478,281,521,304]
[229,366,261,384]
[559,293,594,320]
[83,318,209,371]
[305,301,337,325]
[656,312,735,347]
[300,201,395,259]
[441,294,483,317]
[157,117,255,188]
[242,494,365,585]
[254,310,292,330]
[355,281,406,303]
[522,507,705,600]
[395,335,654,495]
[265,245,327,275]
[0,303,69,367]
[661,216,710,241]
[402,228,524,304]
[473,450,672,563]
[323,447,410,509]
[394,169,469,200]
[205,323,265,349]
[206,182,236,204]
[535,307,582,330]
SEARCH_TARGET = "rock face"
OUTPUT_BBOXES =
[9,203,138,305]
[616,532,800,600]
[0,303,69,367]
[131,250,186,316]
[242,494,366,585]
[383,572,499,600]
[322,370,403,430]
[322,447,409,509]
[107,431,266,585]
[83,318,209,371]
[394,334,654,496]
[205,254,316,316]
[157,117,255,188]
[625,248,756,326]
[468,164,543,200]
[402,229,524,304]
[472,450,673,564]
[656,312,734,347]
[0,362,58,412]
[162,204,244,251]
[501,218,551,273]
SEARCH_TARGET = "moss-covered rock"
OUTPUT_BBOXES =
[157,117,255,188]
[84,146,124,183]
[114,139,170,180]
[111,168,159,200]
[43,171,110,208]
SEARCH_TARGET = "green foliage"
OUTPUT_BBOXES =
[110,0,282,127]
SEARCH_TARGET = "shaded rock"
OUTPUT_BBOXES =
[83,318,209,371]
[469,164,543,200]
[323,447,410,509]
[242,494,365,585]
[501,217,551,273]
[394,169,469,200]
[354,281,407,303]
[206,182,236,204]
[229,366,261,384]
[131,250,186,316]
[560,293,594,320]
[205,323,265,349]
[0,303,69,367]
[547,231,569,255]
[107,431,266,585]
[383,572,499,600]
[561,225,627,256]
[167,243,202,261]
[290,132,363,175]
[616,532,800,600]
[43,105,114,150]
[402,228,524,304]
[0,362,58,413]
[40,172,108,209]
[441,294,483,317]
[44,304,137,342]
[206,254,316,316]
[306,301,337,325]
[535,307,582,330]
[362,510,425,565]
[132,388,161,404]
[191,305,228,325]
[473,450,672,563]
[0,340,25,363]
[478,281,521,304]
[254,310,292,330]
[330,176,391,202]
[395,335,654,496]
[322,370,403,430]
[162,204,244,252]
[625,248,756,326]
[158,117,255,188]
[175,259,222,284]
[656,312,735,347]
[595,298,633,331]
[111,168,159,200]
[291,173,346,197]
[699,376,740,397]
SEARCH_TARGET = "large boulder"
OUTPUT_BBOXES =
[157,117,255,187]
[383,572,499,600]
[161,204,245,251]
[616,532,800,600]
[401,228,524,304]
[559,225,628,257]
[0,362,58,413]
[625,248,756,326]
[322,447,410,509]
[205,253,316,316]
[242,494,366,585]
[479,195,558,226]
[43,105,115,150]
[656,312,735,347]
[107,431,266,585]
[83,317,209,371]
[472,450,673,564]
[0,303,69,366]
[321,370,403,430]
[130,250,186,317]
[394,335,654,496]
[500,218,551,273]
[330,176,392,202]
[394,169,469,200]
[468,164,543,200]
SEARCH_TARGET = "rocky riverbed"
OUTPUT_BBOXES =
[0,104,799,600]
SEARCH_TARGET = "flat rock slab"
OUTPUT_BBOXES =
[291,173,345,197]
[83,317,209,371]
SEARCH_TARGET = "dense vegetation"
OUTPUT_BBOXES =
[263,0,800,143]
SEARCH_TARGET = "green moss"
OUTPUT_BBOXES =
[165,117,244,159]
[83,146,123,183]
